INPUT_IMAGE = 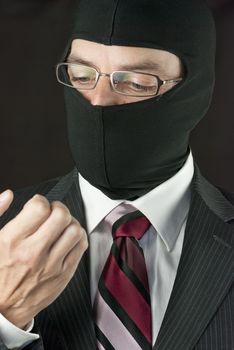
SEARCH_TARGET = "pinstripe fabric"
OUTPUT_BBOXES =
[195,284,234,350]
[154,187,234,350]
[0,164,233,350]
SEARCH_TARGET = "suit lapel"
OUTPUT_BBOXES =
[44,169,96,350]
[154,164,234,350]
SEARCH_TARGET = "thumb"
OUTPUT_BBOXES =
[0,190,14,217]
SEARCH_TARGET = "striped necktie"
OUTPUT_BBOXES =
[93,204,152,350]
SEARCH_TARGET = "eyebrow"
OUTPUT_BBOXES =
[67,55,165,73]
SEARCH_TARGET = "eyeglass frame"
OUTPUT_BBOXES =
[55,62,183,97]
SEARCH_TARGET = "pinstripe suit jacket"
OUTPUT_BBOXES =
[0,164,233,350]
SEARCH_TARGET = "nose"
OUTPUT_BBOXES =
[85,75,123,106]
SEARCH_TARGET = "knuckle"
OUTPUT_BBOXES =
[28,196,50,218]
[52,203,71,225]
[68,224,85,241]
[79,234,89,251]
[67,223,79,237]
[64,254,78,271]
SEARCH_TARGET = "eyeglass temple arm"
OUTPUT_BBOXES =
[163,78,183,85]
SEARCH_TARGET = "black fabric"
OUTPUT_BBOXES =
[61,0,216,199]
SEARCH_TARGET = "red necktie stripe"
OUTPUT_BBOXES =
[96,278,152,349]
[102,252,152,341]
[115,237,150,293]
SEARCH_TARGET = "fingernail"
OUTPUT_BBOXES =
[0,190,10,203]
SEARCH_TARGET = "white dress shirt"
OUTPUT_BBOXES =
[0,151,194,348]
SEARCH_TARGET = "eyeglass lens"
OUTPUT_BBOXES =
[57,63,159,96]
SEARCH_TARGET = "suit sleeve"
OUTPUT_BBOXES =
[0,337,44,350]
[0,338,8,350]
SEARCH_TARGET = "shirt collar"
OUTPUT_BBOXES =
[79,150,194,251]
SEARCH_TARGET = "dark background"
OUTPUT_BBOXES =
[0,0,233,192]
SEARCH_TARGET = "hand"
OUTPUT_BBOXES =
[0,189,14,216]
[0,190,88,329]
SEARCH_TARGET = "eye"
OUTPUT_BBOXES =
[130,82,148,91]
[71,76,90,83]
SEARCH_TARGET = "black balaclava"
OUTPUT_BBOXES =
[62,0,216,200]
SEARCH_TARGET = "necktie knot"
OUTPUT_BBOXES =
[113,210,151,240]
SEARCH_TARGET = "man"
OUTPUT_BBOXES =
[0,0,233,349]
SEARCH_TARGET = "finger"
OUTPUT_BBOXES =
[49,217,87,264]
[1,194,51,239]
[33,201,73,249]
[0,190,14,217]
[62,232,88,273]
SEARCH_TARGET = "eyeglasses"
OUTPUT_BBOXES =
[56,62,182,97]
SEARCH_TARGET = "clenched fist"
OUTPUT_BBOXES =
[0,190,88,329]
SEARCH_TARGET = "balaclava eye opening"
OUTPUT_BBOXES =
[61,0,216,200]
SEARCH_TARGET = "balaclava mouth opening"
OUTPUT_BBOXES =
[61,0,216,200]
